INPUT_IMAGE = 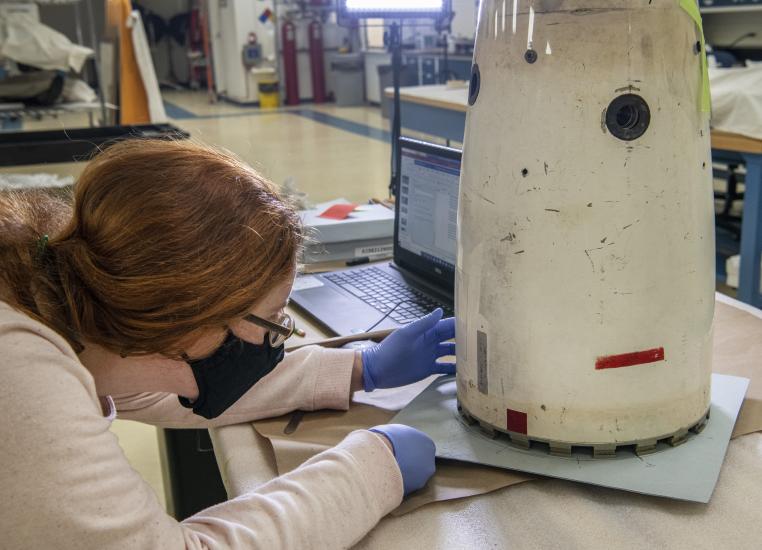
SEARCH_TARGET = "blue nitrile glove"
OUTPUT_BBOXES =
[369,424,436,496]
[361,308,455,391]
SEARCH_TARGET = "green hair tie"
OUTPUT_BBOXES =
[36,234,49,260]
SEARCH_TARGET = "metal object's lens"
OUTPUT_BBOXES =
[605,94,651,141]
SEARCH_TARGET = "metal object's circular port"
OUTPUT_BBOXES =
[468,63,481,106]
[605,93,651,141]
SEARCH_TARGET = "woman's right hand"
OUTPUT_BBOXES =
[369,424,436,496]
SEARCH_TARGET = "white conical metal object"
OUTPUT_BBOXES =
[456,0,715,456]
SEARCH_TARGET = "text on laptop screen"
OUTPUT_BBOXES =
[398,146,459,271]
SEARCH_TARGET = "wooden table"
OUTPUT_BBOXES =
[210,293,762,549]
[387,84,762,308]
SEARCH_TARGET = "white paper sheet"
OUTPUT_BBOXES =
[392,374,749,503]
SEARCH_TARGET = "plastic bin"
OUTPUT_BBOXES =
[250,67,279,107]
[330,54,365,106]
[258,80,280,109]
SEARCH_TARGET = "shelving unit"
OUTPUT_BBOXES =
[700,1,762,14]
[0,101,117,128]
[0,1,190,166]
[0,0,108,128]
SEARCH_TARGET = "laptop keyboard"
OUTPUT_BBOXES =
[324,267,454,325]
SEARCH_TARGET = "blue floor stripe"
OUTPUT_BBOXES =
[163,98,390,144]
[192,110,274,119]
[163,101,202,120]
[165,103,279,121]
[290,109,390,143]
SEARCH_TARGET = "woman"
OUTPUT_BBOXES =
[0,140,455,549]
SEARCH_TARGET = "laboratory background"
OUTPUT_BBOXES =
[1,1,762,548]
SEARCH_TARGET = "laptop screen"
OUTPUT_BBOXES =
[395,138,461,292]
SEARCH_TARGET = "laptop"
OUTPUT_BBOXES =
[290,137,460,336]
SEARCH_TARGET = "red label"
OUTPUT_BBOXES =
[506,409,528,435]
[595,347,665,370]
[318,203,357,220]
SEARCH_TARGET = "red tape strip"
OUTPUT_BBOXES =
[595,347,665,370]
[506,409,528,435]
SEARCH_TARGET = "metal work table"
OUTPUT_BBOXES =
[386,84,762,308]
[210,293,762,549]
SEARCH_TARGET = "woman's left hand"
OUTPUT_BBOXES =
[361,309,455,391]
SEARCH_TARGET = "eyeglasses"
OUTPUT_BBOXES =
[244,311,297,348]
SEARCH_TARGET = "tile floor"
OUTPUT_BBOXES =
[2,93,404,204]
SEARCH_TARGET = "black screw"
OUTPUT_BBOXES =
[524,49,538,64]
[521,168,529,177]
[694,41,701,55]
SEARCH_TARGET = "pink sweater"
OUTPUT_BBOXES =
[0,301,404,549]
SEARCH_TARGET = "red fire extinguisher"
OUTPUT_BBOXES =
[282,19,299,105]
[308,20,326,104]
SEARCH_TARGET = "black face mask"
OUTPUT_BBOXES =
[178,331,285,419]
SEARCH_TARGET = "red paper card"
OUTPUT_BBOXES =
[318,203,357,220]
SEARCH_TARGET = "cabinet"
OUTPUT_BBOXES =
[699,0,762,12]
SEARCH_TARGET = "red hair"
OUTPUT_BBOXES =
[0,139,302,357]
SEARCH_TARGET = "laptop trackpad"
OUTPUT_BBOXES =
[294,286,389,335]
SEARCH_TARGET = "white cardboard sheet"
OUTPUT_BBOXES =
[392,374,749,503]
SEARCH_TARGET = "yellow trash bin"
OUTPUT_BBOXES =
[258,80,280,109]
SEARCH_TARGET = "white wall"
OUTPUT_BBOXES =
[450,0,478,39]
[209,0,278,101]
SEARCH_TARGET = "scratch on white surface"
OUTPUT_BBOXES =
[527,5,535,49]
